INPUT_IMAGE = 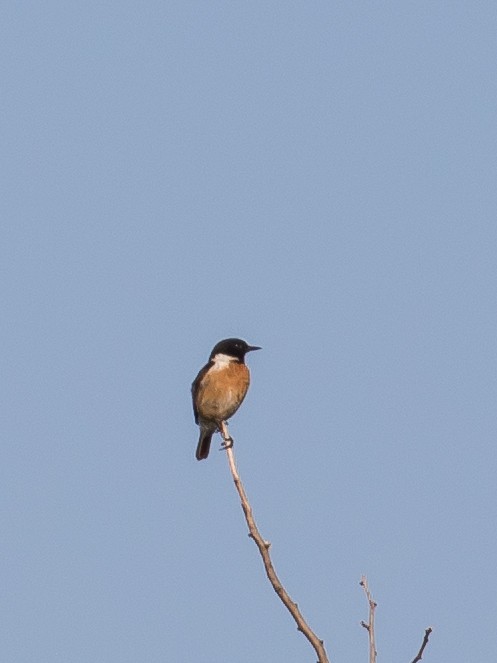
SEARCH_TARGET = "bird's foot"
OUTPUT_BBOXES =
[219,436,234,451]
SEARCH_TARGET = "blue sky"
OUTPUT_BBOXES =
[2,2,496,661]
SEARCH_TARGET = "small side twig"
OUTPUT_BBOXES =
[410,627,433,663]
[220,422,330,663]
[360,576,377,663]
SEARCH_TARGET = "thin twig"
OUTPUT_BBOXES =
[220,422,330,663]
[360,576,377,663]
[410,627,433,663]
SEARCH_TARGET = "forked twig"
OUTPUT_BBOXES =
[360,576,377,663]
[220,422,330,663]
[410,627,433,663]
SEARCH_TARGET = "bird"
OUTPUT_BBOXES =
[191,338,261,461]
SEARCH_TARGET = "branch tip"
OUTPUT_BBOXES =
[360,576,377,663]
[409,625,433,663]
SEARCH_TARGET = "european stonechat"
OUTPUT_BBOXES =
[191,338,261,460]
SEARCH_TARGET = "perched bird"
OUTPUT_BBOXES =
[192,338,261,460]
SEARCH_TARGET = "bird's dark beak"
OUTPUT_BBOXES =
[247,345,261,352]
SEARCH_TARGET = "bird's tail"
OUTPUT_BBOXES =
[196,430,213,461]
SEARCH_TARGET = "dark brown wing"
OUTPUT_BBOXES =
[191,361,212,424]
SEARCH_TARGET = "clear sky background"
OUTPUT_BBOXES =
[2,2,496,662]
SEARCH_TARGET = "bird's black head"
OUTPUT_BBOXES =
[209,338,261,362]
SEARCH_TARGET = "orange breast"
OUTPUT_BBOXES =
[197,362,250,423]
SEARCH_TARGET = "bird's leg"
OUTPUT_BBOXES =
[218,421,234,451]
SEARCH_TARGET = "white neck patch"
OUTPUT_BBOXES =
[211,353,237,369]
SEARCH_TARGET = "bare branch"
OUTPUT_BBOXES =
[220,422,330,663]
[360,576,377,663]
[410,627,433,663]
